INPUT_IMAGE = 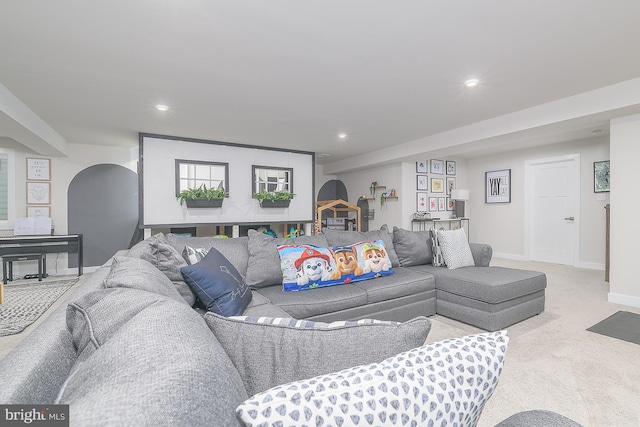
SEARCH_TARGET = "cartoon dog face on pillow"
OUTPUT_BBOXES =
[330,246,364,280]
[294,248,333,286]
[362,242,391,274]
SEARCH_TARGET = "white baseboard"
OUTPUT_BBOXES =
[492,252,527,261]
[577,261,605,271]
[608,292,640,309]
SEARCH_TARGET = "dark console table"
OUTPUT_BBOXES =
[0,234,83,276]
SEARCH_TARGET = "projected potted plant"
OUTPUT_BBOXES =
[177,184,228,208]
[251,190,295,208]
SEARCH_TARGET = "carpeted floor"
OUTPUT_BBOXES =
[0,278,78,336]
[425,259,640,427]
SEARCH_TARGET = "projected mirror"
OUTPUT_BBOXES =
[252,165,293,193]
[175,159,229,195]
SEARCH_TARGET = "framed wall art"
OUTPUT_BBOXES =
[485,169,511,203]
[27,206,50,217]
[446,160,456,175]
[446,176,456,195]
[429,197,438,212]
[416,174,428,190]
[27,181,50,205]
[416,161,427,173]
[438,197,446,211]
[446,197,455,211]
[594,160,610,193]
[430,159,444,174]
[416,192,428,211]
[431,177,444,193]
[27,158,51,181]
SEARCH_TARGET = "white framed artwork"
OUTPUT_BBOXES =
[27,206,50,217]
[27,158,51,181]
[27,181,50,205]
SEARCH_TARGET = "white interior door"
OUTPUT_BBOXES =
[525,155,580,265]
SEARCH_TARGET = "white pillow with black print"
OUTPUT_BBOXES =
[182,245,209,265]
[437,228,475,269]
[236,331,510,427]
[430,227,445,267]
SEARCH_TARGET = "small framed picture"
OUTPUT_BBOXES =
[446,161,456,175]
[429,197,438,212]
[438,197,446,211]
[594,160,610,193]
[486,169,511,203]
[416,161,428,173]
[446,177,456,195]
[27,181,50,205]
[446,197,455,211]
[430,159,444,174]
[417,174,428,190]
[27,158,51,181]
[27,206,50,217]
[431,178,444,193]
[416,192,428,212]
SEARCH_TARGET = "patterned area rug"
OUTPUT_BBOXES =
[0,278,78,337]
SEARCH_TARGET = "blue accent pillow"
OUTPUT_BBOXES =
[180,247,252,316]
[277,240,394,292]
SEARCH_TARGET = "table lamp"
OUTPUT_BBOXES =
[450,189,469,218]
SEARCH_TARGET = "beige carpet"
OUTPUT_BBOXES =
[425,259,640,427]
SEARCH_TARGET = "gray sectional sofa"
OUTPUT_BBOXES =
[0,226,578,427]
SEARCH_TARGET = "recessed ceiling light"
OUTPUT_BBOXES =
[317,153,330,158]
[592,129,603,135]
[338,133,347,139]
[155,104,169,111]
[464,79,479,88]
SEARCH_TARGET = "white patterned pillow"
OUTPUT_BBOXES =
[237,331,509,427]
[430,227,445,267]
[182,245,209,265]
[437,228,475,269]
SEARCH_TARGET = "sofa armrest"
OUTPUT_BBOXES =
[469,243,492,267]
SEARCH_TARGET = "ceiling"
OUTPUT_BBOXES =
[2,1,640,173]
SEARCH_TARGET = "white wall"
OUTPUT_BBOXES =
[466,137,609,268]
[609,113,640,307]
[5,142,136,274]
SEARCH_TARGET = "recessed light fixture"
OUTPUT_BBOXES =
[155,104,169,111]
[592,129,603,135]
[338,133,347,139]
[317,153,330,158]
[464,79,479,88]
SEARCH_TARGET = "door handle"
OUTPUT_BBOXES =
[564,216,575,221]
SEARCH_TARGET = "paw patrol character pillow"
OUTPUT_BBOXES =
[277,240,393,292]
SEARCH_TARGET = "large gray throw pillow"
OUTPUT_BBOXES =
[59,287,248,427]
[103,256,186,304]
[244,230,330,288]
[204,313,431,396]
[392,226,433,266]
[127,233,196,305]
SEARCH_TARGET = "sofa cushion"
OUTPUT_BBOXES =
[244,230,330,288]
[236,331,509,427]
[438,228,475,269]
[253,282,368,319]
[166,234,250,278]
[205,313,432,396]
[392,226,432,266]
[180,247,252,316]
[321,224,400,267]
[415,265,547,304]
[127,233,195,305]
[66,288,184,361]
[59,287,248,427]
[352,266,435,304]
[277,240,394,292]
[103,256,186,303]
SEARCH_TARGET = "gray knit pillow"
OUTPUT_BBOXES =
[437,228,475,269]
